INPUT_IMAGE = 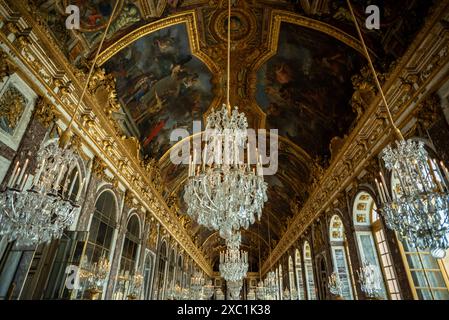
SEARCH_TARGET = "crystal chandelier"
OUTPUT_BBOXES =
[0,140,82,246]
[290,287,298,300]
[283,288,290,300]
[247,288,256,300]
[377,141,449,258]
[219,246,249,282]
[80,254,110,293]
[356,261,382,299]
[346,0,449,259]
[189,270,208,300]
[183,105,268,239]
[328,271,343,297]
[227,280,243,300]
[183,0,268,240]
[256,270,278,300]
[202,280,215,300]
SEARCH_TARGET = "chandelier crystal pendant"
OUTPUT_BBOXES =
[219,246,249,282]
[377,140,449,258]
[0,140,82,246]
[346,0,449,259]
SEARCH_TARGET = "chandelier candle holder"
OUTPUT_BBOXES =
[184,105,268,240]
[219,246,249,282]
[0,140,83,246]
[356,262,382,299]
[376,140,449,258]
[256,271,277,300]
[328,272,343,298]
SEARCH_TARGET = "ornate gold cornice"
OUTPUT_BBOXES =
[261,0,449,275]
[0,2,213,276]
[96,11,218,72]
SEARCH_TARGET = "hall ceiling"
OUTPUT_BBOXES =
[34,0,434,269]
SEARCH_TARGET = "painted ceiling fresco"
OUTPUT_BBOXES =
[104,23,213,158]
[256,23,364,160]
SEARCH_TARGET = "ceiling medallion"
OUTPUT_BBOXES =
[212,8,256,44]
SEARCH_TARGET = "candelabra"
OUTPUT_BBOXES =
[283,288,291,300]
[357,261,382,299]
[219,247,248,282]
[290,287,298,300]
[247,288,256,300]
[202,280,215,300]
[0,140,83,246]
[227,280,243,300]
[328,272,343,297]
[256,271,278,300]
[189,270,206,300]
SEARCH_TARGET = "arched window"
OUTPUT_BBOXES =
[177,255,183,286]
[353,191,400,299]
[120,215,140,275]
[78,191,116,299]
[303,241,317,300]
[166,249,176,293]
[294,249,305,300]
[156,241,168,300]
[288,256,296,300]
[114,214,140,300]
[316,255,328,299]
[329,215,354,299]
[391,173,449,299]
[143,250,154,300]
[86,191,116,271]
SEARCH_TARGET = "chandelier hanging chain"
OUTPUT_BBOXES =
[65,0,120,133]
[226,0,231,110]
[346,0,404,141]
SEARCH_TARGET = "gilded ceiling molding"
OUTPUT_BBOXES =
[96,10,218,73]
[260,0,449,276]
[247,9,366,128]
[253,10,365,73]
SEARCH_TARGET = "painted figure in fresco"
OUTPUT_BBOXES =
[77,0,113,27]
[256,24,362,158]
[105,24,213,158]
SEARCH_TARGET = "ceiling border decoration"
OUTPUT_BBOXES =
[96,10,219,74]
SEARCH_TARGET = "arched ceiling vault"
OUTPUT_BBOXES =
[35,0,435,271]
